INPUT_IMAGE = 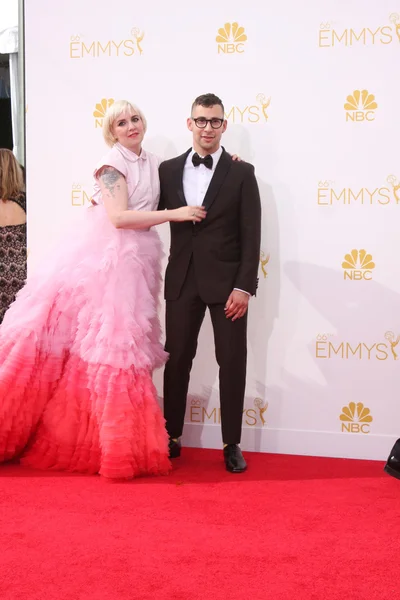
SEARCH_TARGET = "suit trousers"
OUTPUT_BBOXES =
[163,260,247,444]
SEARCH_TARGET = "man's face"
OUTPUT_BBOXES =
[187,104,227,155]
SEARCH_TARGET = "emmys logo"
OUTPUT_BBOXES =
[70,28,144,59]
[387,175,400,203]
[93,98,114,128]
[317,180,393,206]
[216,22,247,54]
[344,90,378,122]
[385,331,400,360]
[187,397,268,427]
[225,94,271,123]
[391,12,400,40]
[319,14,400,47]
[340,402,372,434]
[71,184,93,207]
[260,251,270,279]
[254,398,268,425]
[342,249,375,281]
[315,332,400,361]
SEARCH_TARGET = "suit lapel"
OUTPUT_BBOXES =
[173,149,191,206]
[202,148,232,212]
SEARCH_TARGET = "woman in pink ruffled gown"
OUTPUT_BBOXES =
[0,100,206,479]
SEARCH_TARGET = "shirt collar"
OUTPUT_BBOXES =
[115,142,147,163]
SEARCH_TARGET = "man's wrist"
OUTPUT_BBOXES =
[234,288,250,296]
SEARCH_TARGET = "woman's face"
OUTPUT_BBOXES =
[112,109,145,153]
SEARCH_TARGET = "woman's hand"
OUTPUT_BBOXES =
[170,206,207,223]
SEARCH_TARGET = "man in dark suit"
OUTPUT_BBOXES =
[159,93,261,472]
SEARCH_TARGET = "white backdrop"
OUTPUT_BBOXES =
[25,0,400,460]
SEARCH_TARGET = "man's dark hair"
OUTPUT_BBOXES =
[191,93,224,115]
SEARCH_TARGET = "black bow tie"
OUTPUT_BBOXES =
[192,153,213,169]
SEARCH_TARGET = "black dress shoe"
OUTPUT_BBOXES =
[168,438,181,459]
[384,439,400,480]
[223,444,247,473]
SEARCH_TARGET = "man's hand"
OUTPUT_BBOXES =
[224,290,249,321]
[231,154,242,161]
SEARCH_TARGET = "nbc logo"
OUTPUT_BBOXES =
[93,98,114,128]
[216,22,247,54]
[344,89,378,122]
[340,402,372,434]
[342,249,375,281]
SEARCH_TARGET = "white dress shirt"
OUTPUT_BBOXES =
[182,147,250,296]
[183,147,223,206]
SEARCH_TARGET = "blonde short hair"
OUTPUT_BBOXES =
[102,100,148,147]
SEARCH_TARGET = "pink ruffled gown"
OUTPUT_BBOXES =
[0,143,171,479]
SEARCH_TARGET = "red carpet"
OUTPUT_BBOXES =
[0,448,398,600]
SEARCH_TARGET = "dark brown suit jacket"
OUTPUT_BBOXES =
[158,148,261,304]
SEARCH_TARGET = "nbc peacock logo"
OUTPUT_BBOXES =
[93,98,114,128]
[216,22,247,54]
[342,249,375,281]
[340,402,373,434]
[344,89,378,122]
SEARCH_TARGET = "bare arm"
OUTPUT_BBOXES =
[98,166,205,229]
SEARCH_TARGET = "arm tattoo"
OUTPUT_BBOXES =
[100,167,123,198]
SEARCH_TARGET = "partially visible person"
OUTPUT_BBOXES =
[384,440,400,480]
[0,148,26,323]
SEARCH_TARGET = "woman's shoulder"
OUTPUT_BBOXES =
[97,145,124,165]
[8,192,26,212]
[94,145,128,178]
